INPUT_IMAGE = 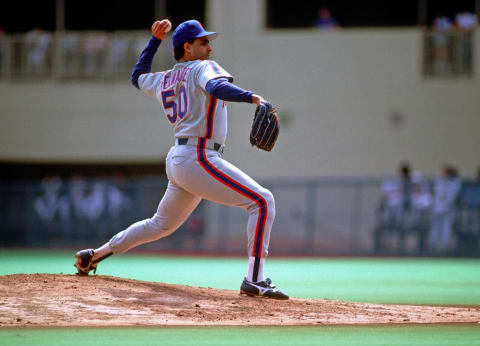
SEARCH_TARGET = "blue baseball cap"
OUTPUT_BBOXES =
[172,20,218,48]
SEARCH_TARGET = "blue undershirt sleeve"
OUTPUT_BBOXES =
[206,78,253,103]
[131,36,161,89]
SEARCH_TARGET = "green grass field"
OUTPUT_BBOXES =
[0,249,479,345]
[2,325,480,346]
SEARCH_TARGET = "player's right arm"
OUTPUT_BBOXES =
[131,20,171,93]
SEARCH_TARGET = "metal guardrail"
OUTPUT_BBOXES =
[2,175,478,256]
[0,29,475,81]
[0,176,382,255]
[423,30,475,77]
[0,31,175,81]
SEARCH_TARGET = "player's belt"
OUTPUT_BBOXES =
[176,137,225,153]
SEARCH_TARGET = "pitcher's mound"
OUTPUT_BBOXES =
[1,274,479,327]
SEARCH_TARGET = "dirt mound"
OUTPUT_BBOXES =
[0,274,479,327]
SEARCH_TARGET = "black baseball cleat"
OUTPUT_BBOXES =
[240,277,289,300]
[74,249,97,275]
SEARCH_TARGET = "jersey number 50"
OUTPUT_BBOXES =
[161,86,188,124]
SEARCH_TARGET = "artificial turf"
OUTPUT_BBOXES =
[1,325,479,346]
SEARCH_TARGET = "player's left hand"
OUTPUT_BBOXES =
[250,101,279,152]
[251,94,265,106]
[152,19,172,41]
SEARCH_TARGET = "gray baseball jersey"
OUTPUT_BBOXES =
[138,59,232,144]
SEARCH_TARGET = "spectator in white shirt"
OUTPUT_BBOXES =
[429,165,461,254]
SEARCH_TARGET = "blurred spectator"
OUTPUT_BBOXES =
[380,162,413,226]
[458,166,480,208]
[411,172,432,209]
[314,7,338,30]
[453,166,480,256]
[410,171,432,221]
[64,175,132,241]
[133,37,148,56]
[470,165,480,203]
[25,27,52,75]
[34,176,68,223]
[455,11,478,31]
[381,163,432,227]
[431,14,453,74]
[433,14,452,32]
[428,165,461,254]
[454,11,478,72]
[375,162,432,255]
[82,34,107,76]
[70,174,89,219]
[106,36,130,77]
[82,179,107,221]
[33,176,71,244]
[61,33,81,77]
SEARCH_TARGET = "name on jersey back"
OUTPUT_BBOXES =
[162,67,192,90]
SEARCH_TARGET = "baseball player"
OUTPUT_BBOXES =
[74,19,288,300]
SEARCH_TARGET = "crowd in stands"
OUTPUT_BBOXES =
[29,174,205,250]
[375,162,480,256]
[430,10,478,74]
[0,27,151,79]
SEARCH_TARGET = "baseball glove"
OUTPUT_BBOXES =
[250,101,279,152]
